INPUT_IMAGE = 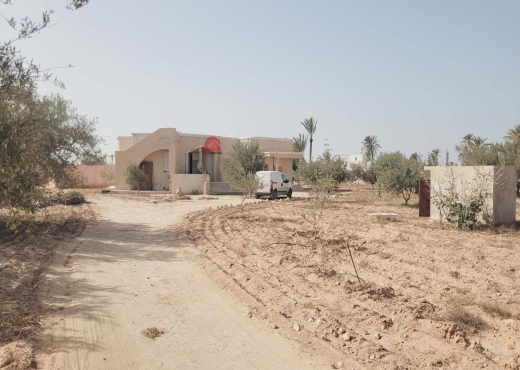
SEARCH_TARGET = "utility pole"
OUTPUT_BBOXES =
[324,138,331,153]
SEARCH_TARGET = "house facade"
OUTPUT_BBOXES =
[336,153,370,170]
[115,128,302,193]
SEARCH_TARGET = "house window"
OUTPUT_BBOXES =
[163,151,169,172]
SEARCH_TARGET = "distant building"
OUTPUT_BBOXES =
[336,153,370,170]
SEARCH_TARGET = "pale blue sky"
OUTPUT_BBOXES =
[3,1,519,161]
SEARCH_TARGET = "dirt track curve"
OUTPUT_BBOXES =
[36,194,352,370]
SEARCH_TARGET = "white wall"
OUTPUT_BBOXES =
[337,153,369,170]
[171,174,206,195]
[427,166,516,226]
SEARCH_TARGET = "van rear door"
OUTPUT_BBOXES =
[256,172,270,193]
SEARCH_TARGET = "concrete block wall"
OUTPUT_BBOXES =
[76,165,115,188]
[493,166,517,225]
[171,174,206,195]
[426,166,516,226]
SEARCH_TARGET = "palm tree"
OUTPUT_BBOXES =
[461,133,475,146]
[300,118,317,162]
[472,136,489,147]
[461,133,489,147]
[292,133,308,171]
[361,135,381,164]
[292,133,308,153]
[504,125,520,142]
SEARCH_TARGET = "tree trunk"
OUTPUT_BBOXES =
[403,190,409,205]
[309,138,313,162]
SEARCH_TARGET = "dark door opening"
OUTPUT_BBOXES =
[187,153,201,174]
[419,179,430,217]
[139,161,153,191]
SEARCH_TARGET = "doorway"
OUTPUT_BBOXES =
[419,179,430,217]
[139,161,153,191]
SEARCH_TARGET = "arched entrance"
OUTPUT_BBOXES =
[138,149,170,191]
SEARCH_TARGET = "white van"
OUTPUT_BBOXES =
[255,171,292,200]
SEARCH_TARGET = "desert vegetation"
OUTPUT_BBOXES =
[0,2,99,365]
[220,139,266,210]
[0,0,100,230]
[123,163,148,196]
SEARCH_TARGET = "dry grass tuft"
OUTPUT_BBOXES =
[358,258,369,270]
[141,327,165,340]
[478,301,513,319]
[444,307,488,331]
[447,289,475,306]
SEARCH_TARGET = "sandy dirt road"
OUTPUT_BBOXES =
[36,194,344,370]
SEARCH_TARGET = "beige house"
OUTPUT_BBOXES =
[115,128,302,193]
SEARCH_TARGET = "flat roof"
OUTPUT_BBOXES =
[264,151,303,159]
[241,136,291,142]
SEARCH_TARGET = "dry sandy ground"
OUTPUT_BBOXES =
[172,187,520,369]
[4,188,520,369]
[0,205,90,370]
[34,193,349,370]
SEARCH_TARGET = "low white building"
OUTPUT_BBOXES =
[336,153,370,170]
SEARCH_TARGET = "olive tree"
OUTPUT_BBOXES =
[0,93,102,219]
[0,1,96,228]
[220,139,266,210]
[294,153,338,237]
[362,166,377,188]
[124,163,148,196]
[296,152,348,186]
[373,152,422,205]
[350,164,364,185]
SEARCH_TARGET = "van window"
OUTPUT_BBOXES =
[281,174,287,182]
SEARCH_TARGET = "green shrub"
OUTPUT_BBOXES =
[431,170,490,230]
[124,163,148,196]
[373,152,422,205]
[163,172,171,191]
[296,153,347,186]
